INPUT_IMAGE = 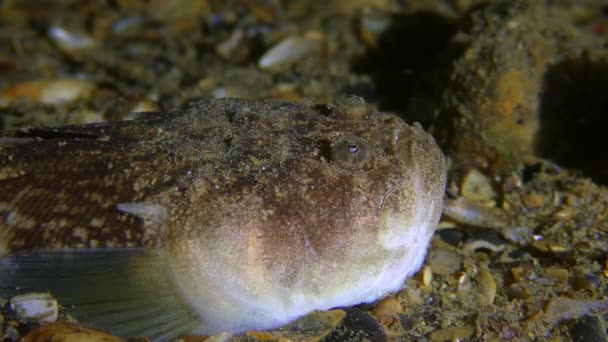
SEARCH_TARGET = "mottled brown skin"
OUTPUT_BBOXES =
[0,97,446,335]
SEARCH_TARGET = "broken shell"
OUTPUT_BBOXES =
[129,98,159,113]
[428,325,474,341]
[0,79,95,107]
[461,169,496,206]
[463,239,505,254]
[258,33,323,72]
[428,248,462,276]
[422,265,433,286]
[48,26,97,58]
[442,197,507,228]
[9,293,58,323]
[23,323,125,342]
[402,287,423,306]
[476,269,497,305]
[124,97,160,120]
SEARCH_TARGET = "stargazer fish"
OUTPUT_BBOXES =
[0,96,446,340]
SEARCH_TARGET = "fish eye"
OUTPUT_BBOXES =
[331,135,372,169]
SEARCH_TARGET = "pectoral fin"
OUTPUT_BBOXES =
[0,248,202,341]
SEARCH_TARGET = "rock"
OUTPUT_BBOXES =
[432,0,604,177]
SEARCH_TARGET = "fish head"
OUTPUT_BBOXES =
[166,97,447,333]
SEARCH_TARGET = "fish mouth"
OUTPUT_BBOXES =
[377,181,417,250]
[379,184,403,212]
[393,125,413,164]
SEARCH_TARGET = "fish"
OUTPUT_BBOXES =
[0,96,446,340]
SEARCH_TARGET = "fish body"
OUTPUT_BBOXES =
[0,97,446,339]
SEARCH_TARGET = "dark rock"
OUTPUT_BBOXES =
[570,314,608,342]
[323,307,387,342]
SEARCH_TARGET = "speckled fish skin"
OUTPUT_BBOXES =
[0,97,446,335]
